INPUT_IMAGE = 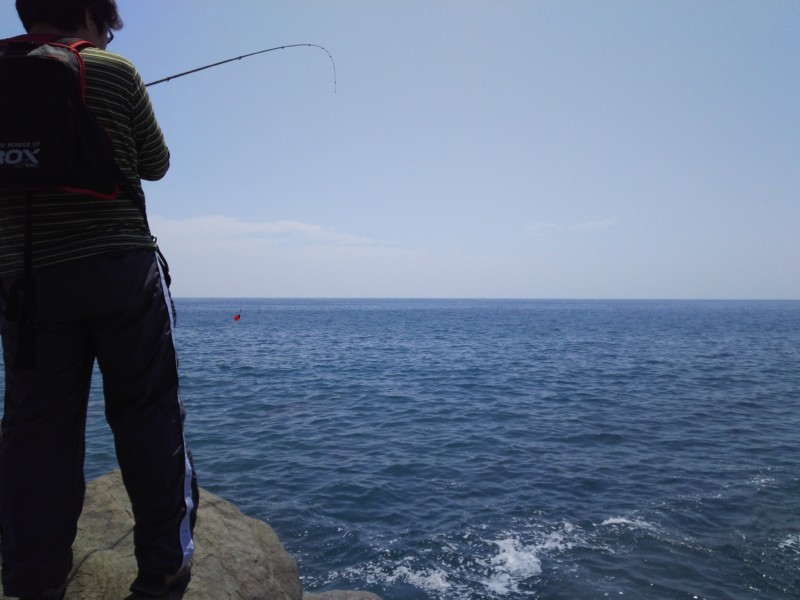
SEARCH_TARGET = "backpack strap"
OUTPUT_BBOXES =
[60,39,94,102]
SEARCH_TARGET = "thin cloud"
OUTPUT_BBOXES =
[526,219,618,236]
[150,215,375,246]
[569,219,618,232]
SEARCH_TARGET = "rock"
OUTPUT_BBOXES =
[70,469,302,600]
[0,470,381,600]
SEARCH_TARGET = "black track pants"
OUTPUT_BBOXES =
[0,250,198,598]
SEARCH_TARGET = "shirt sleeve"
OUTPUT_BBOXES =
[130,71,170,181]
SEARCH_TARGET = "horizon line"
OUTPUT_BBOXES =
[171,296,800,302]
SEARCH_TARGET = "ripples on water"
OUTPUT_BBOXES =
[13,299,799,599]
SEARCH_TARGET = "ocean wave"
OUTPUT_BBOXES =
[600,516,660,531]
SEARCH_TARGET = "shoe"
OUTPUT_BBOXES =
[21,580,67,600]
[126,566,191,599]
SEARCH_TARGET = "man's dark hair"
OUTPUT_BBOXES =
[16,0,123,35]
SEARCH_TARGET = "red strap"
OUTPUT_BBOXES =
[65,39,95,52]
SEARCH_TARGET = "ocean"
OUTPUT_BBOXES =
[6,299,800,599]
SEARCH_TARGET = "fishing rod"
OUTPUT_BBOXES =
[145,43,337,92]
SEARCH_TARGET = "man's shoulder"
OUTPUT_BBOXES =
[80,47,138,76]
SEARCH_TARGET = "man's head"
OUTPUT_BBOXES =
[16,0,123,38]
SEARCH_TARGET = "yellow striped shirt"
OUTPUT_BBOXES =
[0,44,169,277]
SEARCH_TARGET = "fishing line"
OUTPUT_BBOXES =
[145,43,337,92]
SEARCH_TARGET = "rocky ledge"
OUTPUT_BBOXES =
[0,470,381,600]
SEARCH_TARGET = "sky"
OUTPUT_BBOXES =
[2,1,798,299]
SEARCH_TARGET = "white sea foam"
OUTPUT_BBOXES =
[601,516,658,531]
[479,537,543,596]
[385,565,451,592]
[331,560,452,595]
[778,533,800,553]
[748,475,777,489]
[539,522,577,552]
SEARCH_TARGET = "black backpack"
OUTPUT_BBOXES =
[0,35,128,368]
[0,34,119,198]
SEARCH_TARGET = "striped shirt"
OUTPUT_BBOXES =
[0,43,169,278]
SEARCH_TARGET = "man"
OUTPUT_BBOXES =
[0,1,198,599]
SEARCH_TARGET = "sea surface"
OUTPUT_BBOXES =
[6,299,800,599]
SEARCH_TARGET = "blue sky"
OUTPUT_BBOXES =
[2,1,798,298]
